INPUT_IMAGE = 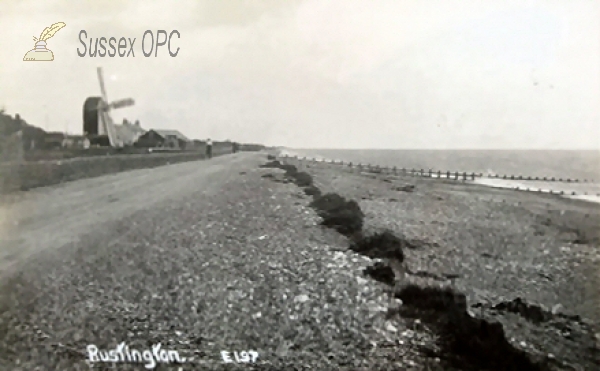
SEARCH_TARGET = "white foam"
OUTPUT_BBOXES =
[276,154,600,204]
[278,149,303,157]
[566,194,600,204]
[475,178,531,189]
[474,178,600,204]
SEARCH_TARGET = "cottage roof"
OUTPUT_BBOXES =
[64,135,87,140]
[121,122,146,135]
[152,129,190,142]
[44,132,65,140]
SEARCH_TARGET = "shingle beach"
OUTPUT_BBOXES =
[0,151,598,370]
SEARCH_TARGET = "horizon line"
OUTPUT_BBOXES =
[287,147,600,151]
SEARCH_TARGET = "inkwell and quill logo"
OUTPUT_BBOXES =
[23,22,66,61]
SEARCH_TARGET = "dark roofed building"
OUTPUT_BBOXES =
[62,134,91,149]
[114,119,147,145]
[135,129,190,149]
[44,132,66,149]
[153,130,189,142]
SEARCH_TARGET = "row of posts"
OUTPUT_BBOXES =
[278,155,599,196]
[488,174,588,183]
[286,155,477,181]
[281,155,593,183]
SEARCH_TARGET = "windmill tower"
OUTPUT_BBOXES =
[83,67,135,147]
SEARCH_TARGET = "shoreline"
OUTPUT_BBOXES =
[0,152,597,370]
[270,152,600,369]
[278,149,600,205]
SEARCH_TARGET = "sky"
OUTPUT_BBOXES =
[0,0,598,149]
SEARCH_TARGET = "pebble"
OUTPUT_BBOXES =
[385,322,398,333]
[401,330,415,338]
[356,276,369,285]
[294,294,310,303]
[551,304,563,315]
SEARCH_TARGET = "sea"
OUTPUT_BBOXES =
[280,149,600,203]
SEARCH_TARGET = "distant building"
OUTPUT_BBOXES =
[191,139,204,149]
[135,129,190,149]
[0,112,46,152]
[62,135,90,149]
[114,119,146,146]
[0,130,24,162]
[44,132,66,149]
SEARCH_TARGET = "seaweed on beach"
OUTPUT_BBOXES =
[396,285,551,371]
[260,160,282,168]
[364,262,395,285]
[476,297,584,325]
[309,193,364,236]
[260,160,317,194]
[491,297,553,324]
[303,185,321,197]
[349,230,405,262]
[290,171,313,187]
[393,184,415,192]
[280,164,299,176]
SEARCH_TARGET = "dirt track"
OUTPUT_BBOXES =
[1,152,598,370]
[0,152,397,370]
[0,153,248,279]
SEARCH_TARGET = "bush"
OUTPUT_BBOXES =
[267,154,276,160]
[309,193,364,236]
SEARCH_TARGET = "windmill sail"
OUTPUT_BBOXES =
[83,67,135,148]
[96,67,122,147]
[109,98,135,110]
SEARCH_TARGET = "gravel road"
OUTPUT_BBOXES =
[0,152,399,370]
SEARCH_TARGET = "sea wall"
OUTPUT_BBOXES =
[0,152,209,194]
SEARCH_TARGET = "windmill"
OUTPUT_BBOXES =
[83,67,135,147]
